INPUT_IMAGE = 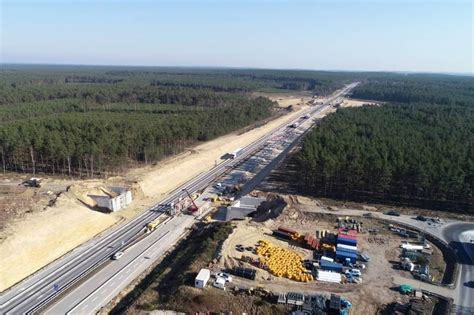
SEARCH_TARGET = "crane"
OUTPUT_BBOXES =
[182,188,199,213]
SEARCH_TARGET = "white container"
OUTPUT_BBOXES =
[195,268,211,288]
[213,276,226,290]
[321,256,334,262]
[337,244,358,252]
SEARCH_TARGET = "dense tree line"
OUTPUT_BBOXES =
[0,97,273,176]
[298,75,474,212]
[0,65,359,176]
[351,75,474,107]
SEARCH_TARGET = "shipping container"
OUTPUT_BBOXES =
[338,233,357,241]
[272,230,291,240]
[336,250,357,263]
[232,267,256,280]
[337,244,358,253]
[337,228,358,237]
[336,250,356,259]
[337,235,357,246]
[316,270,342,283]
[319,259,343,273]
[278,226,297,235]
[337,249,358,260]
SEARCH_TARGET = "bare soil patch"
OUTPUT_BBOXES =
[215,195,417,314]
[0,104,309,291]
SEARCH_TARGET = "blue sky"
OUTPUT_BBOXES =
[1,0,472,73]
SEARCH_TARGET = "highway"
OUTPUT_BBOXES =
[442,223,474,314]
[0,83,358,314]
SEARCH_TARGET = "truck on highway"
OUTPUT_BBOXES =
[229,148,243,159]
[145,217,161,233]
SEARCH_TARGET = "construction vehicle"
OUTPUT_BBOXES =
[23,177,42,188]
[320,243,336,252]
[182,188,199,213]
[145,217,161,233]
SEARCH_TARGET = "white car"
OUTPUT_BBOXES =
[346,268,362,277]
[216,272,233,283]
[112,251,124,260]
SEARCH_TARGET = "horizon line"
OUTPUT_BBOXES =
[1,62,473,77]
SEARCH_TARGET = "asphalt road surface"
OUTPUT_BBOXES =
[0,83,358,314]
[442,223,474,313]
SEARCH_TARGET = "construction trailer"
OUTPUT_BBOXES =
[195,268,211,288]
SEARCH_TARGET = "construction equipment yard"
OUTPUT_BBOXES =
[113,191,450,314]
[205,197,446,314]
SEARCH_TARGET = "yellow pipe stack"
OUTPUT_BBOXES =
[256,240,313,282]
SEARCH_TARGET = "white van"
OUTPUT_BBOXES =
[213,277,226,290]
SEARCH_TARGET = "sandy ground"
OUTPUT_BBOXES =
[341,98,379,107]
[217,196,419,314]
[0,95,310,291]
[0,194,118,290]
[269,96,311,108]
[254,92,314,108]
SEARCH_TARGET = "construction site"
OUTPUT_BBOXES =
[101,91,451,315]
[0,89,457,315]
[113,187,449,315]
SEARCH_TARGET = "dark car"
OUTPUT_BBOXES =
[416,215,427,221]
[385,210,400,216]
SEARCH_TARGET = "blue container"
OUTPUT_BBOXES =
[337,235,357,247]
[336,246,358,255]
[320,259,343,273]
[336,250,357,263]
